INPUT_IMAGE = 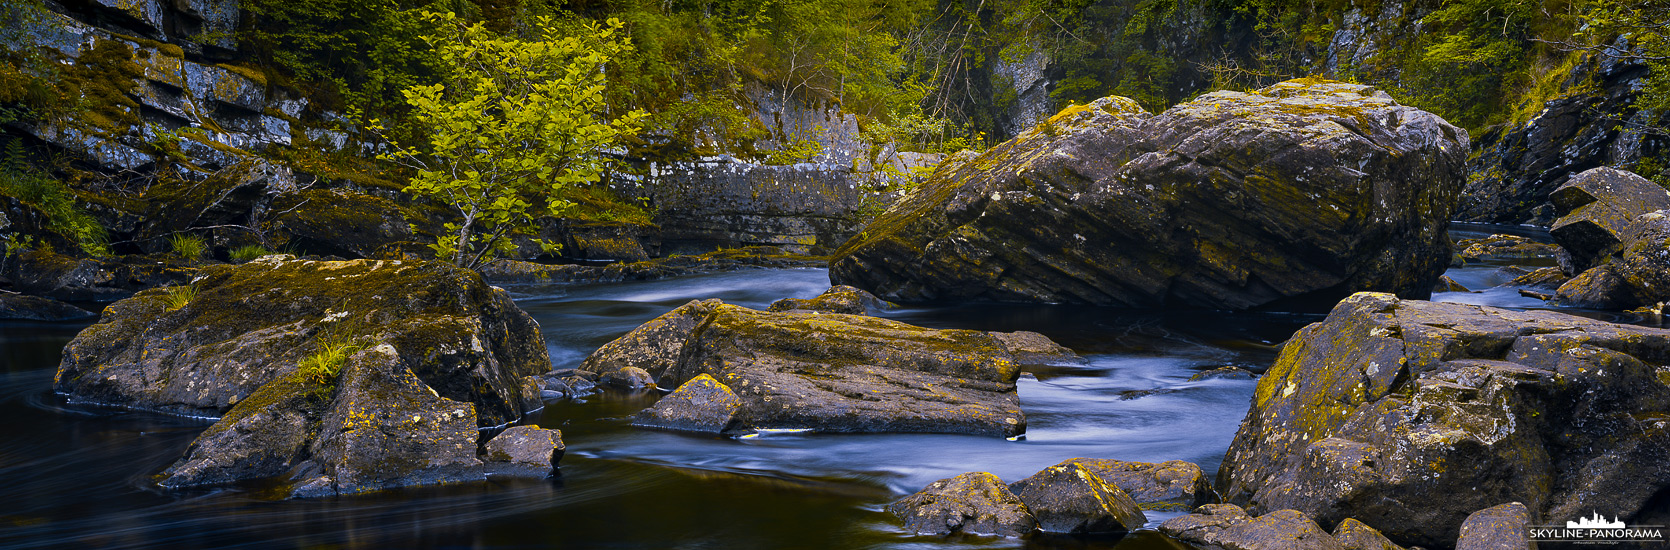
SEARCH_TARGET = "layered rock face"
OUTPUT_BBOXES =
[583,290,1078,437]
[1459,44,1666,225]
[1217,292,1670,547]
[55,256,554,495]
[829,78,1466,310]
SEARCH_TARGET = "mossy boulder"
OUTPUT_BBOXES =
[1158,504,1344,550]
[582,298,1077,437]
[482,425,564,478]
[55,256,549,426]
[1216,292,1670,547]
[1455,234,1560,263]
[888,472,1039,537]
[829,78,1466,310]
[631,374,744,433]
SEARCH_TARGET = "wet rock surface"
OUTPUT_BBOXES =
[631,374,744,434]
[1053,458,1213,510]
[830,78,1466,310]
[483,425,564,478]
[1158,504,1344,550]
[766,285,886,315]
[581,297,1078,437]
[888,472,1038,537]
[1217,292,1670,547]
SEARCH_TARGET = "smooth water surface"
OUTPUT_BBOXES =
[0,226,1600,549]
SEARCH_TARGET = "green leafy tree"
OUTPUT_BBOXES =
[374,11,647,268]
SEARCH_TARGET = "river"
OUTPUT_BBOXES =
[0,225,1633,549]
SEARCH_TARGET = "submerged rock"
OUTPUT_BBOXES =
[1454,234,1560,262]
[1008,462,1147,533]
[1158,504,1343,550]
[584,298,1077,437]
[1217,292,1670,547]
[1455,503,1533,550]
[57,257,551,495]
[1054,458,1213,510]
[829,78,1465,310]
[888,472,1038,537]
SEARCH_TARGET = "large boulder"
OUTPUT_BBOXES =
[766,285,886,315]
[1217,292,1670,547]
[1547,167,1670,270]
[1159,504,1343,550]
[1555,209,1670,310]
[829,78,1466,310]
[888,472,1038,537]
[55,256,549,425]
[583,299,1077,437]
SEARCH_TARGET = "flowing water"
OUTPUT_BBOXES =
[0,225,1625,549]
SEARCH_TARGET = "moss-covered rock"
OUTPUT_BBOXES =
[55,256,549,426]
[630,374,744,434]
[269,189,420,259]
[829,79,1466,310]
[1331,518,1404,550]
[482,425,563,478]
[582,298,1078,437]
[1217,292,1670,547]
[888,472,1039,537]
[0,292,94,320]
[1455,234,1560,263]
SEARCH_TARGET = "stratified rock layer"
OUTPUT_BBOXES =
[830,78,1466,310]
[1217,292,1670,547]
[583,298,1077,437]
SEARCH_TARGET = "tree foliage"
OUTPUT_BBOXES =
[374,11,647,268]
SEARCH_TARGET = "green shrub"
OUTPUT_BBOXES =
[229,244,273,262]
[299,333,363,384]
[168,234,206,262]
[0,141,108,256]
[161,285,196,311]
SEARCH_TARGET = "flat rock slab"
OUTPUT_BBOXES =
[1159,504,1343,550]
[888,472,1038,537]
[0,292,94,320]
[830,78,1466,310]
[584,298,1079,437]
[1217,291,1670,547]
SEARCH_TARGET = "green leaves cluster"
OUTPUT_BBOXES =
[377,11,647,269]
